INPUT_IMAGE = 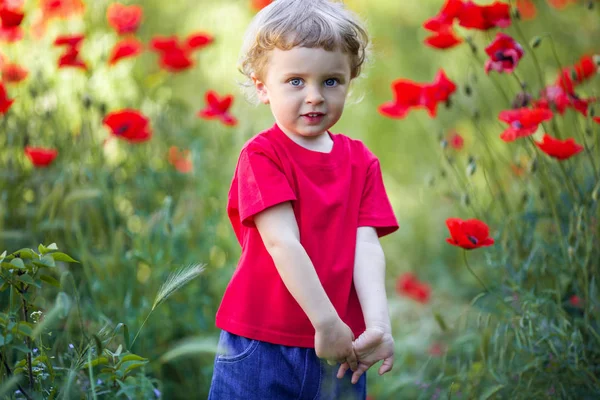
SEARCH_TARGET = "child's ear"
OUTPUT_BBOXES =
[251,73,269,104]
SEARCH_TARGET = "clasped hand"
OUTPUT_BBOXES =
[314,320,394,385]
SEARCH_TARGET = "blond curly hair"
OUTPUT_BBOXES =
[238,0,369,98]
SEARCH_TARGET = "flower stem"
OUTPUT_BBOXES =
[462,251,490,293]
[131,311,153,349]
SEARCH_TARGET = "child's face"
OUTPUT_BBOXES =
[252,46,352,141]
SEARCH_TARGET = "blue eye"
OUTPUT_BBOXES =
[289,78,303,87]
[324,78,338,87]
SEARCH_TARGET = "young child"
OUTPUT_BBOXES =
[209,0,399,398]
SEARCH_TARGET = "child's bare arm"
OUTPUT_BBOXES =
[254,202,358,369]
[338,226,394,383]
[353,227,392,332]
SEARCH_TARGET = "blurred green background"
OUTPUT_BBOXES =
[1,0,599,398]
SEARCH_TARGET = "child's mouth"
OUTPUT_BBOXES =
[301,113,325,124]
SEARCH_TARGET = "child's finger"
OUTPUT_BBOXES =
[378,356,394,375]
[345,347,358,371]
[337,362,350,378]
[350,363,370,384]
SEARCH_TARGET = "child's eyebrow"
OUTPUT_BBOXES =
[281,71,348,78]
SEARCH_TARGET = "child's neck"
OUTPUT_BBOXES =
[288,131,333,153]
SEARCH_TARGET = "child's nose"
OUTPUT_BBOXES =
[305,86,324,104]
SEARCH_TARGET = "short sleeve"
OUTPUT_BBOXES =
[358,159,399,237]
[236,148,297,227]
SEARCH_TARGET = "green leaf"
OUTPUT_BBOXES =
[12,249,36,259]
[120,360,148,375]
[82,357,109,369]
[0,313,8,326]
[50,252,79,263]
[14,322,33,338]
[46,243,58,251]
[9,258,25,269]
[33,255,55,268]
[433,312,448,332]
[114,323,130,350]
[38,244,48,255]
[0,250,6,263]
[16,274,41,288]
[479,384,505,400]
[40,274,61,288]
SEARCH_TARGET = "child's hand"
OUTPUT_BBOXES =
[314,318,358,371]
[337,327,394,384]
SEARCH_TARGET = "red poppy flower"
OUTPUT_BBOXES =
[39,0,85,19]
[251,0,273,11]
[424,26,462,49]
[379,70,456,119]
[547,0,577,9]
[103,109,152,143]
[379,81,423,119]
[57,47,87,70]
[396,272,431,304]
[2,62,27,82]
[30,0,85,39]
[556,55,597,93]
[0,20,22,42]
[498,107,553,142]
[168,146,193,173]
[594,117,600,125]
[185,32,213,51]
[150,33,213,72]
[449,132,464,149]
[423,0,464,32]
[516,0,536,20]
[53,33,84,48]
[106,3,142,35]
[534,85,593,116]
[150,35,179,52]
[0,81,15,114]
[484,33,524,74]
[421,69,457,116]
[109,37,143,66]
[0,8,24,28]
[569,295,581,307]
[197,90,237,126]
[535,134,583,160]
[429,343,446,356]
[458,1,511,30]
[446,218,494,250]
[25,146,58,167]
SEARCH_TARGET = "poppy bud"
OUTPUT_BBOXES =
[570,69,578,82]
[539,189,545,200]
[82,94,92,109]
[464,85,472,96]
[590,107,596,117]
[592,182,600,202]
[530,36,542,48]
[426,174,435,187]
[440,169,447,179]
[528,158,538,173]
[445,99,452,109]
[461,193,470,206]
[440,139,448,149]
[586,127,592,137]
[587,1,594,10]
[512,8,521,20]
[568,246,574,260]
[466,162,476,177]
[521,192,528,205]
[99,103,107,115]
[473,109,480,120]
[465,36,477,54]
[468,155,475,164]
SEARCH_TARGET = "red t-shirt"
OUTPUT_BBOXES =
[216,123,399,347]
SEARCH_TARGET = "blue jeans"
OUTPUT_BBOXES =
[208,330,367,399]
